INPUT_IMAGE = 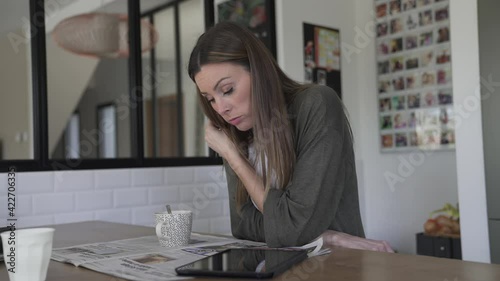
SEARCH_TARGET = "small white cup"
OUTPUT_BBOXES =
[1,228,55,281]
[155,210,192,248]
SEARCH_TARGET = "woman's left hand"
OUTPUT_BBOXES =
[321,230,395,253]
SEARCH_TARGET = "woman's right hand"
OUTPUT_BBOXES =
[204,121,238,160]
[321,230,394,253]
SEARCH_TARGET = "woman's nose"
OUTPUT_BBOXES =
[215,99,230,115]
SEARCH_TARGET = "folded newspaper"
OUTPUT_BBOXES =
[51,233,330,281]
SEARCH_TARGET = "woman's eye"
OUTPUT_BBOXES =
[223,88,233,95]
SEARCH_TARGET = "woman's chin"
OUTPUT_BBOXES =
[235,123,252,132]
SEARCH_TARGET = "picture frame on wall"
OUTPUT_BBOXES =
[207,0,277,58]
[303,22,342,98]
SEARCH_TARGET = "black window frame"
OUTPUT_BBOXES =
[0,0,221,172]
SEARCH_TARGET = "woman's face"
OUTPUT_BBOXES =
[195,63,253,131]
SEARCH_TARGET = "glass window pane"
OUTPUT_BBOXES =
[65,113,80,159]
[180,0,207,157]
[143,6,179,157]
[98,105,117,158]
[47,0,131,159]
[0,1,34,160]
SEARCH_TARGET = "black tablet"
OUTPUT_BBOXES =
[175,248,308,279]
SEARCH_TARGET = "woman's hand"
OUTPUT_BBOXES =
[204,121,238,160]
[321,230,394,253]
[205,122,265,211]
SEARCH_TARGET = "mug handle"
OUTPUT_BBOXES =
[155,222,166,237]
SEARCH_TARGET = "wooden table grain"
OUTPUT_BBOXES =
[1,221,500,281]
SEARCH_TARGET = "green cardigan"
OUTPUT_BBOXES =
[224,85,365,247]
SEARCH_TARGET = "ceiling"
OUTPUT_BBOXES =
[0,0,174,35]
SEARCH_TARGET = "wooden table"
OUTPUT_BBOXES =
[1,221,500,280]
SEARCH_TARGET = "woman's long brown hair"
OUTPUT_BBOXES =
[188,22,311,209]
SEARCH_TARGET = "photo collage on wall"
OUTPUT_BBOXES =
[375,0,454,152]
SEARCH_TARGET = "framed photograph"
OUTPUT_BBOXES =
[381,115,393,130]
[303,22,342,97]
[377,22,389,37]
[389,0,402,15]
[395,133,408,147]
[210,0,277,58]
[406,13,418,30]
[407,93,421,109]
[390,17,404,34]
[316,70,326,85]
[435,6,449,22]
[376,3,388,18]
[403,0,417,11]
[436,47,451,64]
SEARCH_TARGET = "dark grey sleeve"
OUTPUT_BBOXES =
[263,87,352,247]
[224,160,266,242]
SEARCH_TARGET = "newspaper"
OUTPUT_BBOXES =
[51,233,329,281]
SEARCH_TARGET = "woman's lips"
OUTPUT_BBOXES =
[229,116,242,125]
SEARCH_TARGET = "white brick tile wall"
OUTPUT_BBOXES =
[17,172,54,194]
[223,199,230,216]
[33,193,74,215]
[54,212,94,224]
[165,167,195,185]
[132,168,164,187]
[0,196,29,219]
[179,185,201,202]
[132,205,165,226]
[192,218,210,233]
[192,200,224,220]
[0,196,6,218]
[114,188,148,208]
[149,186,179,204]
[19,215,55,228]
[178,184,227,204]
[0,173,6,197]
[217,183,229,199]
[75,191,113,211]
[95,209,132,224]
[54,170,93,192]
[15,195,33,217]
[195,166,225,183]
[95,169,130,189]
[176,202,195,213]
[0,166,231,237]
[210,216,232,235]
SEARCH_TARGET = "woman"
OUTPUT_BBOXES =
[188,22,393,252]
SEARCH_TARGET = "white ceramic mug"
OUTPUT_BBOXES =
[1,228,55,281]
[155,210,192,248]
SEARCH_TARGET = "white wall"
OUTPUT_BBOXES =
[479,0,500,264]
[276,0,459,255]
[46,37,99,156]
[180,0,206,157]
[450,0,490,263]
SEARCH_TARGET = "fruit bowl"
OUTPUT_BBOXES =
[423,203,460,238]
